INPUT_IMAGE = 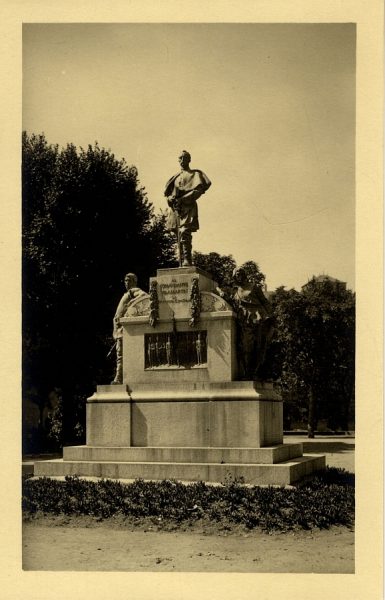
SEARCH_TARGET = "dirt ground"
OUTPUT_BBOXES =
[22,436,355,573]
[23,516,354,572]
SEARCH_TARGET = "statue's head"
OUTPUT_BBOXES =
[124,273,138,289]
[233,267,247,285]
[178,150,191,169]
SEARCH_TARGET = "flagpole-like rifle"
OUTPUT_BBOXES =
[107,340,117,358]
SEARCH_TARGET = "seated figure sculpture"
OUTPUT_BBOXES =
[164,150,211,266]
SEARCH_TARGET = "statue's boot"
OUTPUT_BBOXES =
[111,368,122,384]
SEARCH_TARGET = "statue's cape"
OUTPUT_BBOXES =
[164,169,211,197]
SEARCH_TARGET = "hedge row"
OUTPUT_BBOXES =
[22,468,354,533]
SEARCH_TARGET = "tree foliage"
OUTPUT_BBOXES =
[270,280,355,435]
[193,251,265,291]
[237,260,265,287]
[192,251,236,288]
[22,132,176,446]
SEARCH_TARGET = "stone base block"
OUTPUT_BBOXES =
[33,453,326,486]
[86,402,131,447]
[63,443,303,464]
[34,376,326,485]
[87,382,283,448]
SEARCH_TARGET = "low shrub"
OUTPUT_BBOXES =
[22,467,354,533]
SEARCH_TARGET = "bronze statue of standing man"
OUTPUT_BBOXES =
[164,151,211,266]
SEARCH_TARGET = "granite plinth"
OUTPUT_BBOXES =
[34,379,326,484]
[63,442,304,464]
[86,382,283,448]
[34,452,326,485]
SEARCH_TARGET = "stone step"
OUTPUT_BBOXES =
[34,454,325,486]
[22,462,34,476]
[63,443,303,465]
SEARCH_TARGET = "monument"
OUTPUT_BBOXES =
[35,153,325,485]
[165,150,211,267]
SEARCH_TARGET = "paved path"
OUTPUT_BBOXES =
[284,435,355,472]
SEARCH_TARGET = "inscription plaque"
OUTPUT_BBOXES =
[156,275,192,304]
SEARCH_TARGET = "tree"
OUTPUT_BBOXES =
[272,281,355,436]
[22,132,176,448]
[193,251,265,291]
[238,260,265,287]
[192,251,236,288]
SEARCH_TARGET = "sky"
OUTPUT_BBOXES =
[23,23,355,291]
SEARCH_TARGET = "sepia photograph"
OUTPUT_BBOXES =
[0,2,382,599]
[21,22,356,573]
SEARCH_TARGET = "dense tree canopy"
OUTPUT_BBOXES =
[22,132,176,446]
[270,280,355,435]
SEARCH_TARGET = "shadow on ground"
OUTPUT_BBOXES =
[302,442,355,454]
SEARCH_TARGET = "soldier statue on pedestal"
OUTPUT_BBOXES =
[164,150,211,266]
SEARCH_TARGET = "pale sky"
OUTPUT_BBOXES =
[23,23,355,291]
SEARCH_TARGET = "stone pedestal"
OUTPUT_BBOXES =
[86,382,282,448]
[35,267,325,485]
[121,266,237,383]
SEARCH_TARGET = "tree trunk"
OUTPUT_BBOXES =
[307,387,317,438]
